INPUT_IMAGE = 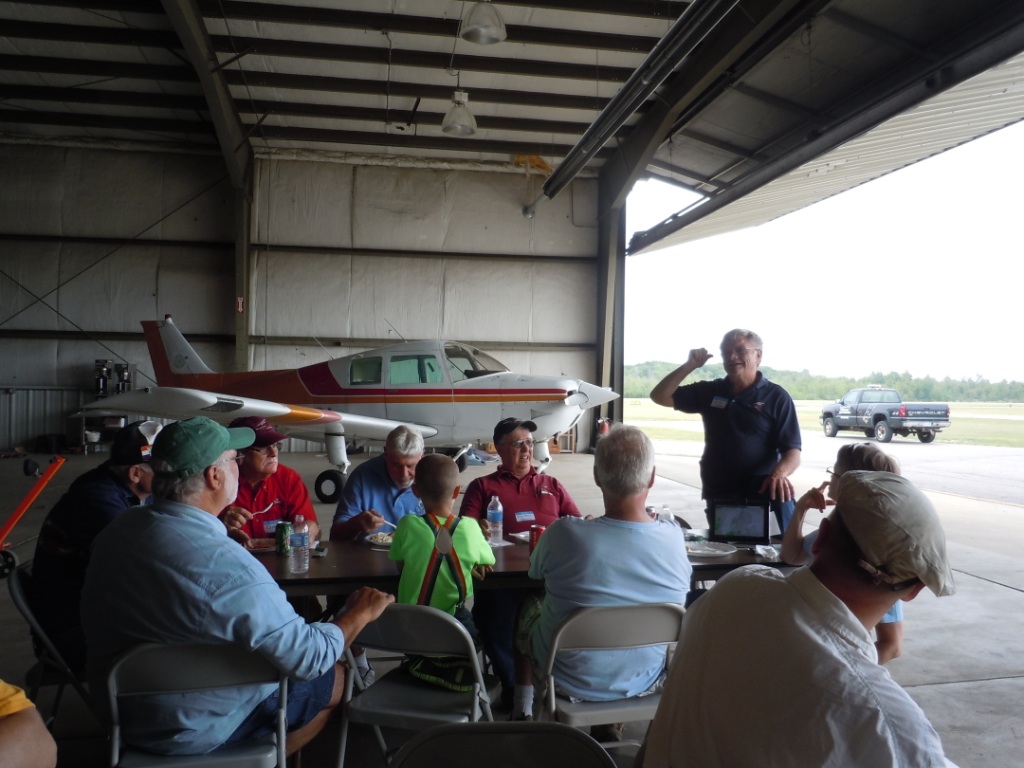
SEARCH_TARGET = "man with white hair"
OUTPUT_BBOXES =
[330,424,424,542]
[510,425,691,740]
[640,471,957,767]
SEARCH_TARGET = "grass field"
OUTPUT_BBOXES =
[622,399,1024,448]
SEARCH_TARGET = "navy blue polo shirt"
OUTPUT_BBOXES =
[672,373,801,500]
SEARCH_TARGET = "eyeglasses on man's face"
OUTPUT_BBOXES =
[249,443,282,456]
[721,345,760,358]
[507,438,535,450]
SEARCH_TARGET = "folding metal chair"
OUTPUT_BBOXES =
[538,603,686,750]
[337,603,500,768]
[107,643,287,768]
[389,721,617,768]
[7,562,95,729]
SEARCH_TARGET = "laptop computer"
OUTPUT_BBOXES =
[707,500,777,544]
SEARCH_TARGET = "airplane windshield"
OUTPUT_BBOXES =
[445,344,508,382]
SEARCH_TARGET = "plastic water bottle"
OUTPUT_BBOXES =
[659,504,679,527]
[486,496,504,545]
[289,515,310,574]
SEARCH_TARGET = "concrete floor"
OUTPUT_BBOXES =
[1,442,1022,767]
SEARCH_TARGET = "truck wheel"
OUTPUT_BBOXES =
[864,430,875,438]
[874,421,893,443]
[822,417,838,438]
[917,429,937,443]
[314,469,346,504]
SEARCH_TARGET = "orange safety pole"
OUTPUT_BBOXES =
[0,456,66,546]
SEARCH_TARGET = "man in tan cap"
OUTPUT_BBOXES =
[639,471,957,767]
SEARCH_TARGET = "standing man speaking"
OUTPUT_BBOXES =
[650,329,801,530]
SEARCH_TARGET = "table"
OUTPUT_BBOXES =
[256,538,795,597]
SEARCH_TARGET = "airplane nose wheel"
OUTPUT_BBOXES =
[0,549,18,580]
[315,470,346,504]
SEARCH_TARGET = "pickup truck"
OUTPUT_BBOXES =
[820,387,951,443]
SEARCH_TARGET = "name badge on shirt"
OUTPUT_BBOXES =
[711,396,729,409]
[515,510,536,523]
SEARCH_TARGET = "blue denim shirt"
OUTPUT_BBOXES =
[333,454,424,536]
[83,498,344,755]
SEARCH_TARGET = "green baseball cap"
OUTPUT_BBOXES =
[153,416,255,478]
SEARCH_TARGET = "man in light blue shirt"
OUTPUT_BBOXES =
[330,424,424,541]
[82,416,393,757]
[513,425,692,739]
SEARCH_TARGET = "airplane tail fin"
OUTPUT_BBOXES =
[142,316,215,385]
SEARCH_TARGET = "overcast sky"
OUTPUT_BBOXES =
[625,120,1024,384]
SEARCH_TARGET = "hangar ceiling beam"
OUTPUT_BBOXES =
[529,0,741,216]
[599,0,813,213]
[199,1,666,53]
[627,2,1024,254]
[160,0,251,189]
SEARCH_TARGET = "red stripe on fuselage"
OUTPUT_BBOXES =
[157,369,569,407]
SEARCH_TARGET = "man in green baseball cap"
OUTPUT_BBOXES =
[81,416,394,757]
[152,416,255,479]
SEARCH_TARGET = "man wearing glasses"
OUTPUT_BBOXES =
[221,416,319,545]
[82,416,393,757]
[460,417,582,709]
[650,328,802,531]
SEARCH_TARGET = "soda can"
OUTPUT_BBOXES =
[276,521,293,555]
[528,525,546,554]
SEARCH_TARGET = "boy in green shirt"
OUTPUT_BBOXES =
[389,453,495,638]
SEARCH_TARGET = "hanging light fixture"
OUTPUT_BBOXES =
[460,1,506,45]
[442,90,477,136]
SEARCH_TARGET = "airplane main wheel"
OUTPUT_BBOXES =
[456,453,468,472]
[315,470,346,504]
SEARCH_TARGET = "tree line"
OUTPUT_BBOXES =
[623,362,1024,402]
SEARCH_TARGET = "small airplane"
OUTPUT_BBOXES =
[84,316,619,503]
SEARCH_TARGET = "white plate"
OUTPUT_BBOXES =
[366,532,394,547]
[686,541,737,557]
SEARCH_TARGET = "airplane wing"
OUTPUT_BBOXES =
[80,386,439,442]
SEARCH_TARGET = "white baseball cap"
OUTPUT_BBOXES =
[835,471,955,597]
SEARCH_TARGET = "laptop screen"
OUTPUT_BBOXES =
[708,501,773,544]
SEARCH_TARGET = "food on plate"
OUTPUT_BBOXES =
[367,531,394,546]
[246,538,276,551]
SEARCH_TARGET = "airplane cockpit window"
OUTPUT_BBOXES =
[390,355,444,385]
[350,357,382,385]
[445,344,508,382]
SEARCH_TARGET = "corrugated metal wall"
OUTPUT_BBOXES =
[1,387,86,451]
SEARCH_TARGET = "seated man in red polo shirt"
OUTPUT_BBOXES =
[459,417,581,708]
[221,416,320,545]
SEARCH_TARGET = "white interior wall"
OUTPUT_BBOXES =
[250,158,600,379]
[0,145,236,390]
[1,146,606,447]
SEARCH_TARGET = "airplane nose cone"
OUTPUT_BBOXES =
[564,381,619,408]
